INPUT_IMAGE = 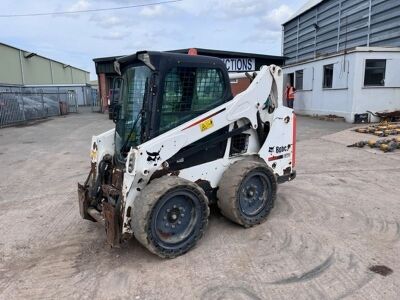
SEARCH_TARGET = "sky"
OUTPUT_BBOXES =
[0,0,308,80]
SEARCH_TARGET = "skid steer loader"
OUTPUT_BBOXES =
[78,51,296,258]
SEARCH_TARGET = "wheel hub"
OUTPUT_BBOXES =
[152,191,199,246]
[239,172,270,217]
[167,207,182,224]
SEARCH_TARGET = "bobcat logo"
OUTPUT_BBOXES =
[268,147,274,153]
[147,149,161,162]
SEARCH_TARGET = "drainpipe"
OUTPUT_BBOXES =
[296,18,300,62]
[18,50,25,85]
[50,61,54,84]
[336,0,342,52]
[281,26,284,57]
[70,67,74,84]
[366,0,372,46]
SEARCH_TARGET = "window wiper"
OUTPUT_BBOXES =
[120,109,143,153]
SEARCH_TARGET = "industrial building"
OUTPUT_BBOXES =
[0,42,92,106]
[93,48,284,112]
[282,0,400,122]
[0,42,97,127]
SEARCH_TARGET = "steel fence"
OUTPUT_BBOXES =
[0,91,77,128]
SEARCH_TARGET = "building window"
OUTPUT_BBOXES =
[364,59,386,86]
[295,70,303,90]
[323,64,333,88]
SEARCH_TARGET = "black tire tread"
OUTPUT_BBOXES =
[217,159,277,227]
[132,176,209,258]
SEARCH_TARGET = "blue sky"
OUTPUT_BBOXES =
[0,0,308,79]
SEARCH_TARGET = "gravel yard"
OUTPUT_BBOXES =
[0,113,399,300]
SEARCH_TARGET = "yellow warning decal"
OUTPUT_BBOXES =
[200,118,214,132]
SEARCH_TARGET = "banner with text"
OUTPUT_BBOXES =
[221,58,256,72]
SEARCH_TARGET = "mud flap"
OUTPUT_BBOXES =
[103,201,121,247]
[78,183,96,221]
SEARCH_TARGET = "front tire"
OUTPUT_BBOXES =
[217,160,277,227]
[132,176,209,258]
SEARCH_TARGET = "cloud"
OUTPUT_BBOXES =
[93,31,128,41]
[139,4,166,17]
[0,0,308,80]
[242,4,295,51]
[176,0,275,18]
[67,0,90,12]
[262,4,294,29]
[89,14,123,28]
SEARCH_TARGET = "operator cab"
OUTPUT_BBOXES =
[113,51,233,163]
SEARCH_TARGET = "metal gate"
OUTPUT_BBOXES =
[66,91,78,113]
[91,89,101,112]
[0,90,77,128]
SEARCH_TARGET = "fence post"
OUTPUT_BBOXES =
[19,90,26,122]
[41,92,45,117]
[57,87,61,116]
[75,92,78,112]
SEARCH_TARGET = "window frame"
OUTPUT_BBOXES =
[295,70,304,90]
[322,64,334,89]
[364,59,386,87]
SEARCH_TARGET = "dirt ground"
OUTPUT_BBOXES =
[0,113,399,300]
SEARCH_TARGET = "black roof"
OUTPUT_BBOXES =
[93,48,284,64]
[168,48,284,60]
[93,55,124,63]
[93,48,285,74]
[117,51,227,71]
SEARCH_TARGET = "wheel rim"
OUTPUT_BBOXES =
[238,171,271,217]
[151,189,200,248]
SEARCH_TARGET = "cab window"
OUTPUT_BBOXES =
[159,67,225,133]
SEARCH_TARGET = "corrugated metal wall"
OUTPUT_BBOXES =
[283,0,400,64]
[0,43,90,85]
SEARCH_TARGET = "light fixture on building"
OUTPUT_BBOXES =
[24,52,37,58]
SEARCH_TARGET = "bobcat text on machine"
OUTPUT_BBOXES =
[78,51,296,258]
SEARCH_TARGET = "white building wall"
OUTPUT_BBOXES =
[352,51,400,121]
[283,48,400,122]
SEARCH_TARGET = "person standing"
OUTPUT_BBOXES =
[285,83,296,109]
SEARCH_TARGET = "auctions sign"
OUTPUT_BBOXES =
[221,58,255,72]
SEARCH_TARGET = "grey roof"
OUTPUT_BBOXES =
[283,0,324,25]
[0,42,89,73]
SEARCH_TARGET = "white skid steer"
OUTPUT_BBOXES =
[78,51,296,258]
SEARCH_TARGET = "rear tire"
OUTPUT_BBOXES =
[132,176,209,258]
[217,160,277,227]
